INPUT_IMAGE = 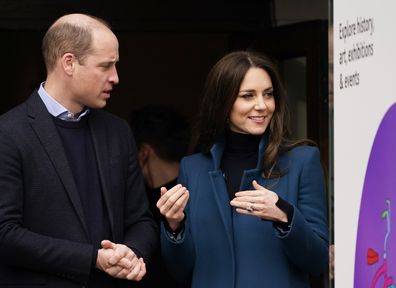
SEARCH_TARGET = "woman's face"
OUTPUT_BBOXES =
[229,67,275,135]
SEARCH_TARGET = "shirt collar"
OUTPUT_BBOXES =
[38,82,90,121]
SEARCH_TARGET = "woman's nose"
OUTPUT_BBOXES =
[254,96,266,110]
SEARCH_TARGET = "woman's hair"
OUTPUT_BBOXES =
[193,50,313,177]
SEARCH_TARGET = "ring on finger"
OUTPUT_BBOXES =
[246,204,255,212]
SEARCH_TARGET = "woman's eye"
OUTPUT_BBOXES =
[241,94,253,99]
[264,91,274,97]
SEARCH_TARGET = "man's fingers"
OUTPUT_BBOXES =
[109,244,134,266]
[126,261,143,280]
[126,258,146,281]
[117,257,132,270]
[105,265,124,278]
[136,259,146,281]
[101,239,115,249]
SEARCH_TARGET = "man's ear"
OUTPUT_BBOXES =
[139,143,152,165]
[61,53,76,76]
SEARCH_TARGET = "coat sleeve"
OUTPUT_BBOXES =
[277,147,329,275]
[160,157,195,284]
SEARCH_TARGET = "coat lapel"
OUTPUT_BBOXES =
[27,92,90,239]
[209,170,233,240]
[209,143,234,252]
[88,111,115,239]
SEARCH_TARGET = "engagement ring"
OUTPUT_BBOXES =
[246,204,255,212]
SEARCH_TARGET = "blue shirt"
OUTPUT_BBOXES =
[37,83,90,121]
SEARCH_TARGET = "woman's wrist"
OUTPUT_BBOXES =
[168,220,182,231]
[163,213,186,232]
[276,210,288,223]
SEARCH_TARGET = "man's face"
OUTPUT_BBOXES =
[71,27,119,110]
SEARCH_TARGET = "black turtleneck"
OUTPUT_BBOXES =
[220,129,261,199]
[220,129,293,231]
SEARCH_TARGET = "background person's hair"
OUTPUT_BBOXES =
[130,104,191,162]
[193,50,311,177]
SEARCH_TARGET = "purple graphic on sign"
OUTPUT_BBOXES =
[354,103,396,287]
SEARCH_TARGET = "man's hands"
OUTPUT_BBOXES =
[96,240,146,281]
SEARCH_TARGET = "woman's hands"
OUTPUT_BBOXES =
[230,180,287,222]
[157,180,287,229]
[157,184,189,231]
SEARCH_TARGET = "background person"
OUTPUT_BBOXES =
[130,104,191,287]
[0,13,157,287]
[157,50,329,288]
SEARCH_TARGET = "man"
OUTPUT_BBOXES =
[0,13,158,287]
[129,104,190,287]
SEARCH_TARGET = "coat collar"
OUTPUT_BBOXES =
[209,131,269,170]
[206,131,268,263]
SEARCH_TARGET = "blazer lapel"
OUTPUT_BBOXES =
[27,92,90,239]
[88,111,115,239]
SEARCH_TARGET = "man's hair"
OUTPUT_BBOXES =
[130,104,191,162]
[42,14,110,72]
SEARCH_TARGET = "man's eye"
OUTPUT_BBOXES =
[101,64,112,69]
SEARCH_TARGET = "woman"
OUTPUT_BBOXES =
[156,51,329,288]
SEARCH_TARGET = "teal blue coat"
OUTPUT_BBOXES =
[161,136,329,288]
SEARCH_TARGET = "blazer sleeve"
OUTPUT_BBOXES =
[160,157,195,284]
[277,147,329,276]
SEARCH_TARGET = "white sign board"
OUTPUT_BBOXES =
[334,1,396,287]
